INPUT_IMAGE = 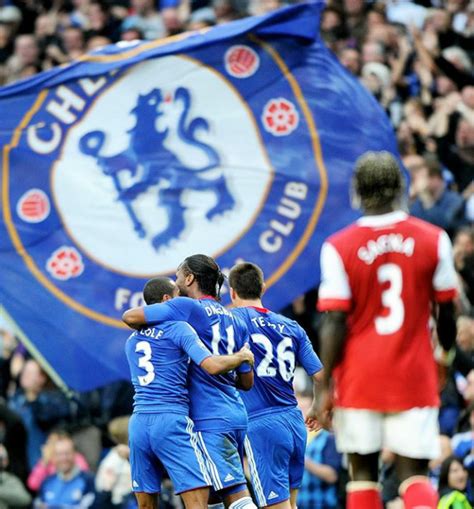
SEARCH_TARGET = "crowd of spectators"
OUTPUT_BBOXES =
[0,0,473,507]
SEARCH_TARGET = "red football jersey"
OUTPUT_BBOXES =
[317,211,458,411]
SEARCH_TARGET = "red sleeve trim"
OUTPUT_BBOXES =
[434,288,458,303]
[317,298,351,312]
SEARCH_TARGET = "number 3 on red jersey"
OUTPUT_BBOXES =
[375,263,404,335]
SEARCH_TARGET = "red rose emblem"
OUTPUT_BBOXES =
[262,98,299,136]
[46,247,84,281]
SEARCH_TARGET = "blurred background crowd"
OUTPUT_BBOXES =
[0,0,473,507]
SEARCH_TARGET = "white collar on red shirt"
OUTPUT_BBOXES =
[356,210,408,227]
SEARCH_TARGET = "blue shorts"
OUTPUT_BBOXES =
[129,413,211,494]
[244,407,307,506]
[196,429,247,494]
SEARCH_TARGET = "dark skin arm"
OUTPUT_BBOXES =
[317,311,348,429]
[319,311,348,386]
[236,371,254,391]
[436,301,456,352]
[122,307,146,329]
[201,346,254,375]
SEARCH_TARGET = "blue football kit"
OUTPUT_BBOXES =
[144,296,251,493]
[125,321,213,494]
[232,306,323,506]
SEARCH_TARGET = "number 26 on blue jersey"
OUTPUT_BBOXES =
[252,334,295,381]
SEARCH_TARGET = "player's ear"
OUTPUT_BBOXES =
[230,287,237,301]
[350,185,361,210]
[185,273,195,287]
[162,294,173,302]
[261,282,267,296]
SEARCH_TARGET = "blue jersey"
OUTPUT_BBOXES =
[232,306,322,418]
[40,470,95,507]
[125,321,211,414]
[144,297,251,431]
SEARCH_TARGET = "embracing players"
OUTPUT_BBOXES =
[125,276,254,509]
[317,151,458,509]
[124,255,257,509]
[228,262,323,509]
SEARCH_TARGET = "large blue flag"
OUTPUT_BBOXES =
[0,2,398,391]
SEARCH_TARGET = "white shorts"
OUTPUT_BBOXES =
[333,407,440,459]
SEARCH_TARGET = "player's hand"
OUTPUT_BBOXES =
[315,386,334,431]
[238,343,255,366]
[305,406,322,432]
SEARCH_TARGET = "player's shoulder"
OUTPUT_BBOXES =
[270,310,305,335]
[325,221,361,247]
[173,296,209,318]
[127,329,138,341]
[231,306,250,321]
[168,320,198,336]
[172,296,201,308]
[404,214,445,238]
[231,311,249,333]
[328,213,444,247]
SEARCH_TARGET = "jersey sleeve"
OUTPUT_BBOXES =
[295,325,323,376]
[144,297,197,324]
[317,241,352,312]
[432,230,458,302]
[175,323,213,366]
[233,315,252,374]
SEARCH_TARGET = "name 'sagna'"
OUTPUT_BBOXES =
[357,234,415,265]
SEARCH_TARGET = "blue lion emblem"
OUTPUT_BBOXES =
[79,87,235,250]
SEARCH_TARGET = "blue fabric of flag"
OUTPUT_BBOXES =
[0,2,398,390]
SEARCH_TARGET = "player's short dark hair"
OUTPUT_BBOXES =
[178,254,224,299]
[228,262,264,300]
[143,277,175,305]
[353,151,404,211]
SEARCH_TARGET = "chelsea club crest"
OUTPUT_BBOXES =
[3,40,327,326]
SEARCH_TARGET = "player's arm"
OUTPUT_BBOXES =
[233,315,254,391]
[306,369,324,431]
[122,307,146,329]
[178,324,255,376]
[122,297,196,329]
[294,325,324,431]
[432,230,458,359]
[315,241,351,428]
[201,345,254,375]
[319,311,347,384]
[437,301,456,353]
[317,311,347,428]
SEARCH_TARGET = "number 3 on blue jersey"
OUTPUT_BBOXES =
[135,340,155,386]
[252,334,295,382]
